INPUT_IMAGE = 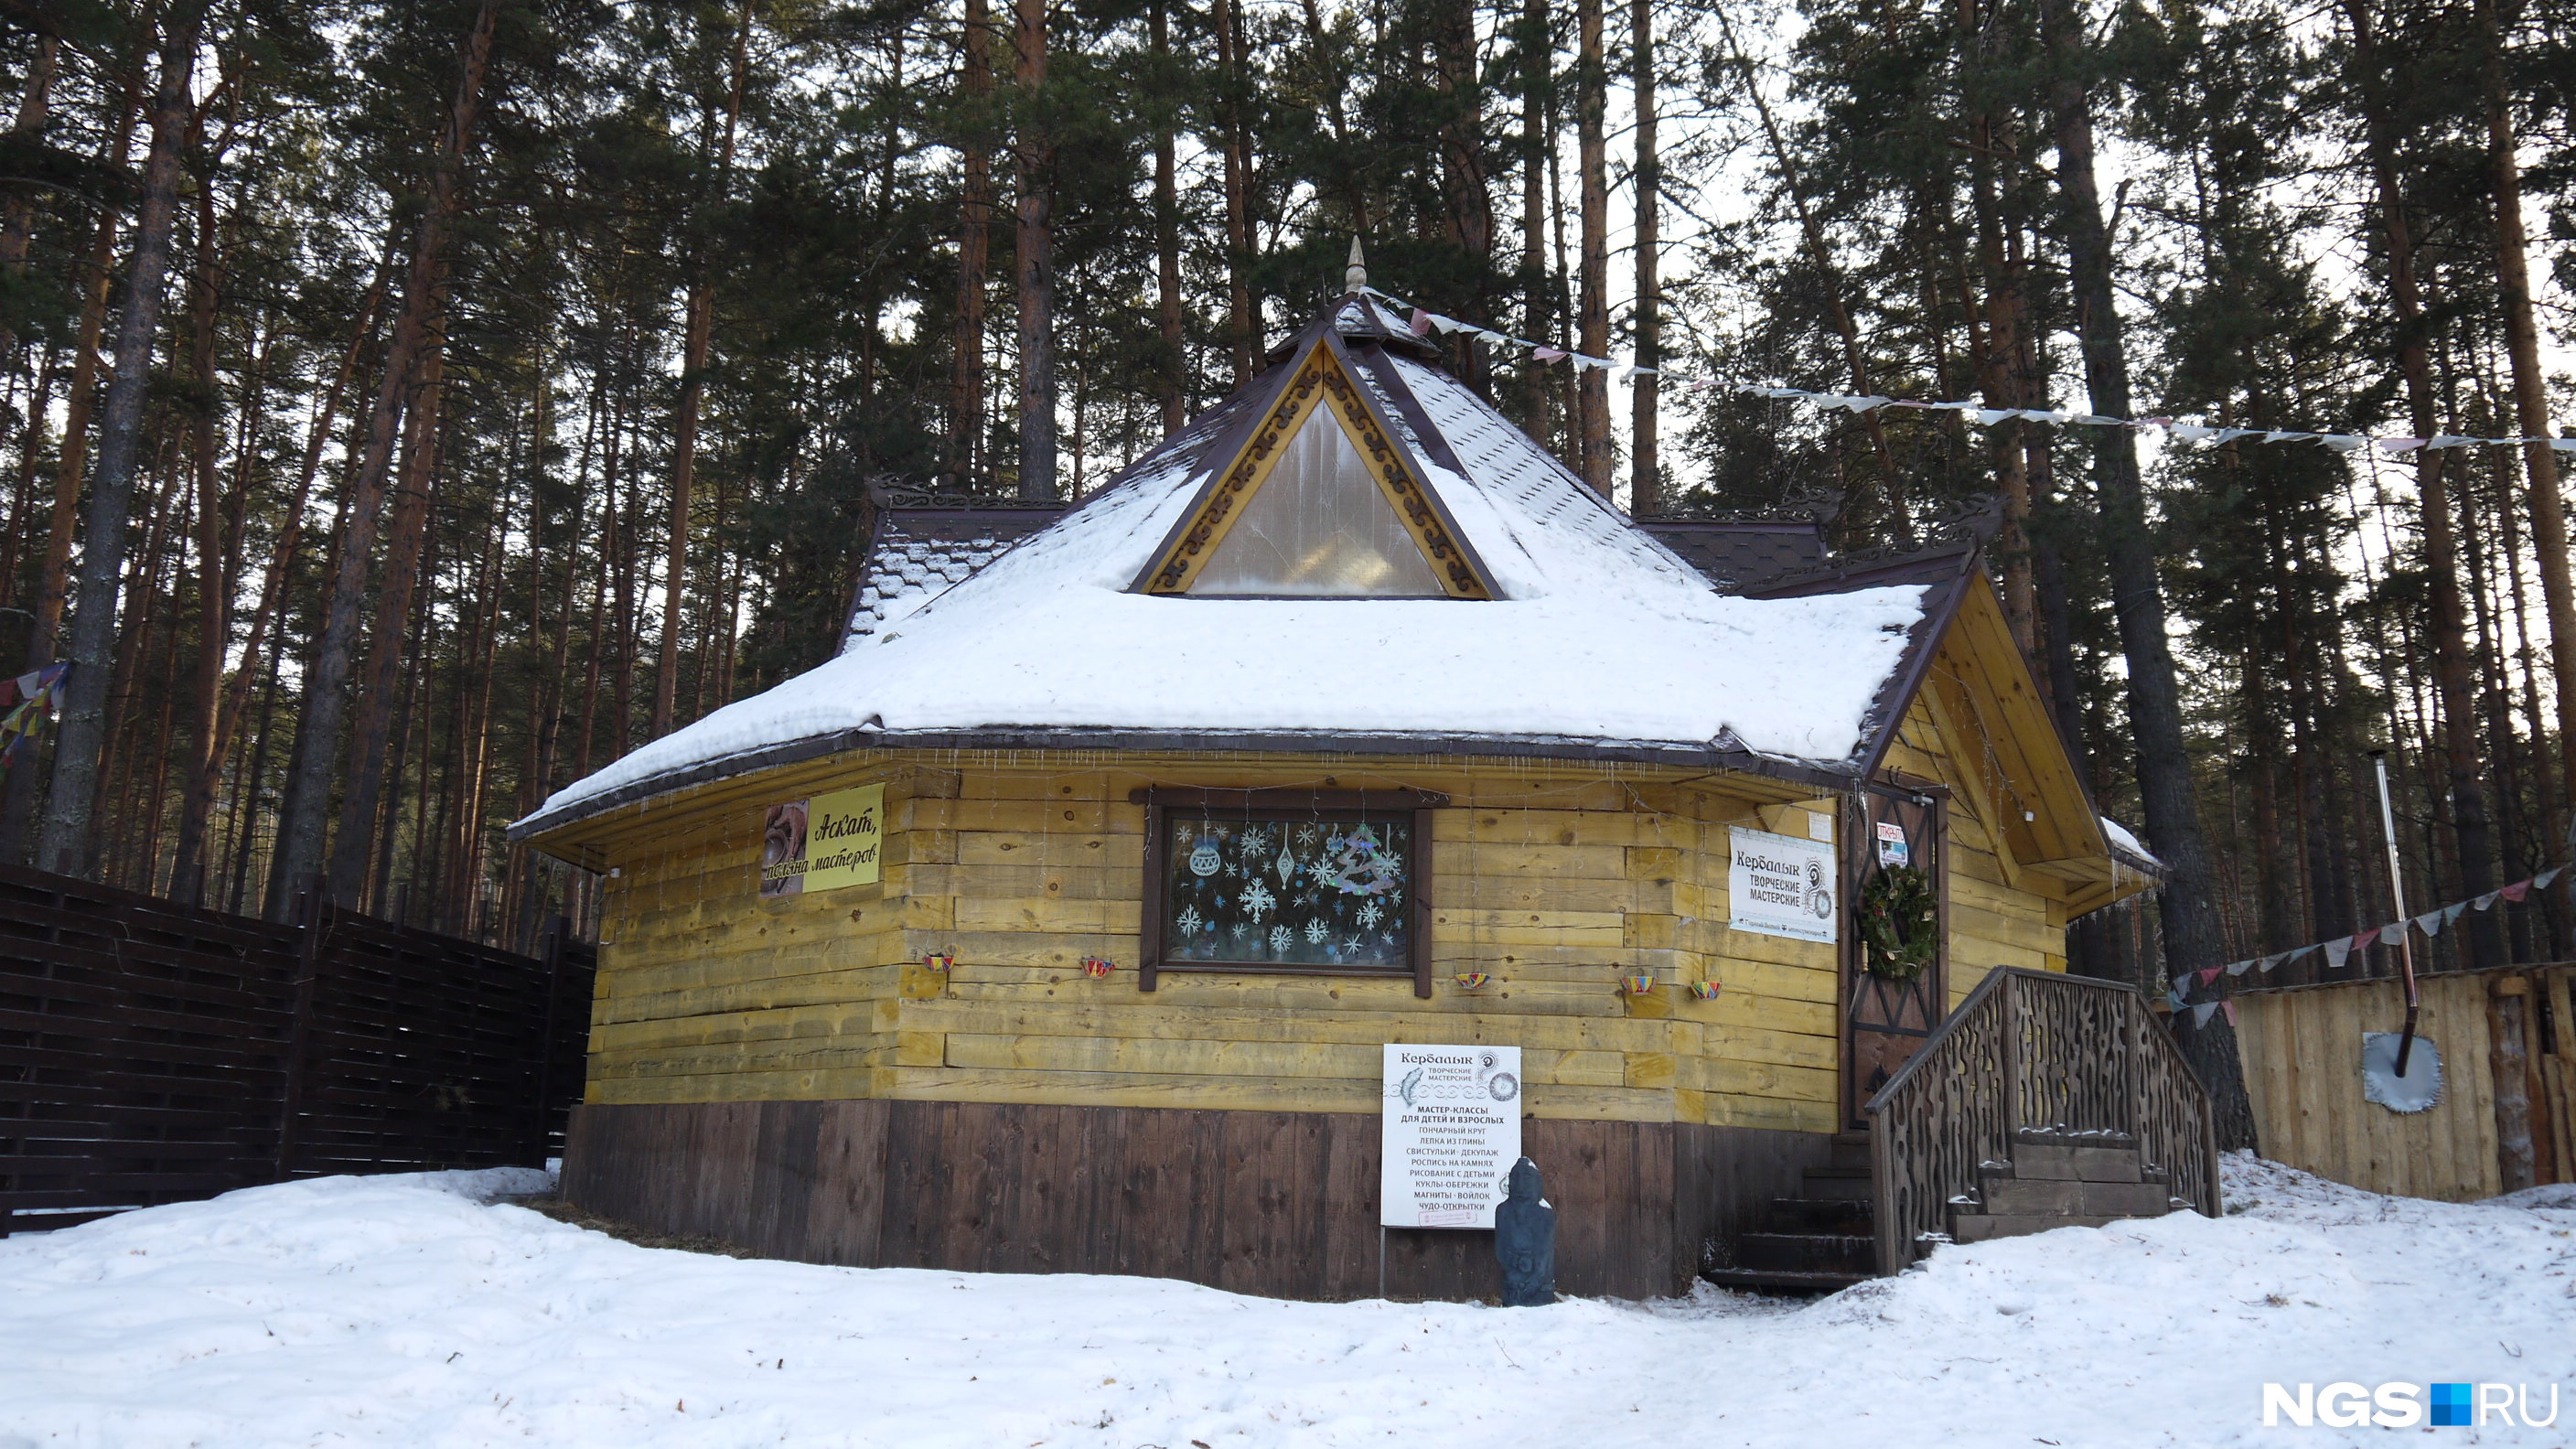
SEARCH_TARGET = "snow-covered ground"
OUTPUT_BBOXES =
[2,1154,2569,1447]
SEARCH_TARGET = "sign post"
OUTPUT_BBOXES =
[1379,1045,1522,1229]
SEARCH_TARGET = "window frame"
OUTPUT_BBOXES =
[1134,786,1444,998]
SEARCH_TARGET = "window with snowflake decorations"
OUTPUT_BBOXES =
[1155,813,1413,971]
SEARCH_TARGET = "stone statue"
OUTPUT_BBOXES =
[1494,1156,1555,1306]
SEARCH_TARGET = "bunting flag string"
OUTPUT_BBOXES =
[0,662,70,769]
[2167,861,2571,1007]
[1363,284,2575,457]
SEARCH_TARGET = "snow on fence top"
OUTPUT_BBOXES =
[525,301,1928,830]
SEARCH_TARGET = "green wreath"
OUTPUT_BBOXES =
[1859,864,1939,982]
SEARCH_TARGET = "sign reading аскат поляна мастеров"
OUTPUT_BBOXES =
[1379,1045,1521,1229]
[757,783,884,898]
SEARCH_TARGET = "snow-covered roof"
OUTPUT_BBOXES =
[2100,816,2164,874]
[517,300,1943,835]
[1638,519,1830,592]
[843,507,1064,649]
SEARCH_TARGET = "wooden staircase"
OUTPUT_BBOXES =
[1701,969,2222,1295]
[1701,1132,1880,1294]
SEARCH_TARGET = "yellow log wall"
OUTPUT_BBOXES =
[568,736,2082,1137]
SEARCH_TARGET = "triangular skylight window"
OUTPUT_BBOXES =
[1135,339,1493,599]
[1186,408,1446,596]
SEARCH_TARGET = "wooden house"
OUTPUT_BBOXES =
[512,291,2175,1300]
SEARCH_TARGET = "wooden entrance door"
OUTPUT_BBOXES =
[1844,789,1946,1128]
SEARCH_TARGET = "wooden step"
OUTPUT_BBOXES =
[1766,1196,1873,1232]
[1974,1173,2175,1218]
[2005,1142,2149,1183]
[1700,1265,1873,1295]
[1799,1164,1873,1202]
[1828,1130,1872,1170]
[1733,1231,1876,1276]
[1949,1211,2118,1243]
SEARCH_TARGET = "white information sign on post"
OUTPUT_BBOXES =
[1729,825,1839,945]
[1379,1045,1522,1229]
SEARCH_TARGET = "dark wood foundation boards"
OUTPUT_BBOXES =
[562,1100,1833,1302]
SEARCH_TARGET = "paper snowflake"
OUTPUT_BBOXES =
[1241,881,1274,918]
[1269,925,1293,953]
[1357,901,1383,929]
[1304,918,1328,944]
[1176,906,1202,936]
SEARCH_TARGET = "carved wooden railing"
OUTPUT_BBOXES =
[1863,967,2222,1273]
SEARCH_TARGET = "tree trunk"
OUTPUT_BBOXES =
[1,350,58,613]
[1012,0,1056,501]
[267,0,497,916]
[2474,0,2576,835]
[37,9,203,878]
[222,621,283,913]
[2036,0,2255,1147]
[22,58,137,665]
[1962,93,2038,656]
[0,30,59,367]
[1431,0,1492,398]
[1212,0,1255,384]
[955,0,993,478]
[326,343,446,903]
[168,158,231,903]
[1519,0,1550,445]
[1151,1,1185,437]
[170,282,379,900]
[2343,0,2501,966]
[609,405,638,755]
[1627,0,1658,517]
[1572,0,1608,489]
[656,4,749,739]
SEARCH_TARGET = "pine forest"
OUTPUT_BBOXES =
[0,0,2571,1013]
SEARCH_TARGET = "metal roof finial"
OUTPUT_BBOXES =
[1345,237,1367,295]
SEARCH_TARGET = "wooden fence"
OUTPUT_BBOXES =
[0,864,593,1233]
[2233,963,2572,1201]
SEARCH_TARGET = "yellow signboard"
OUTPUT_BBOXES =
[803,783,885,892]
[757,783,883,896]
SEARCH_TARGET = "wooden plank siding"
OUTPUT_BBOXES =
[574,734,2089,1140]
[2233,971,2510,1201]
[561,1098,1834,1301]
